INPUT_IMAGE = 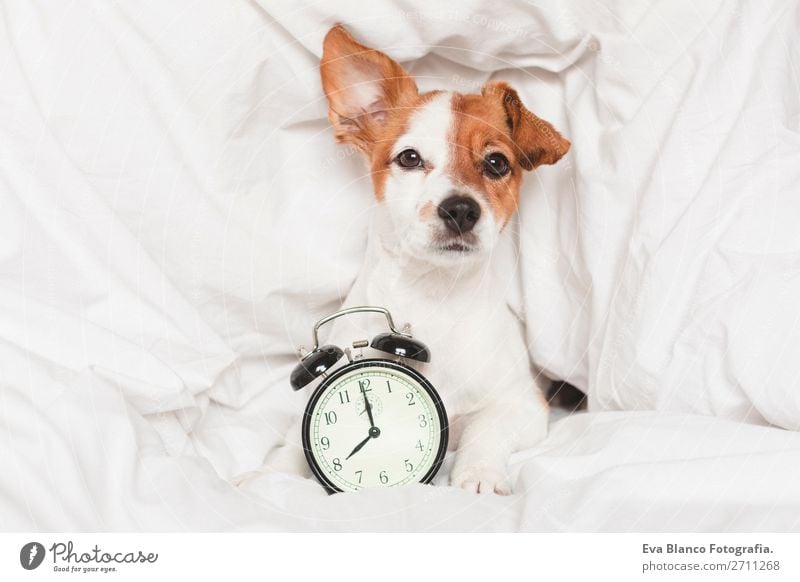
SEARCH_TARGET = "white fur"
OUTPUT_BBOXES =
[259,93,549,495]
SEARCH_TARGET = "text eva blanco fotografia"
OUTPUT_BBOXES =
[642,543,773,557]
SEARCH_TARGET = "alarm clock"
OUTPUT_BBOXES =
[290,306,448,494]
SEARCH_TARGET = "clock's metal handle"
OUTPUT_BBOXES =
[305,305,407,358]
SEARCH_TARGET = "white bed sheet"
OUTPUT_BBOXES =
[1,0,799,531]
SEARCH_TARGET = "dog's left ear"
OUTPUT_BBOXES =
[321,25,418,152]
[482,81,571,170]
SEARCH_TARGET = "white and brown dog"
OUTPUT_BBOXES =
[266,25,570,495]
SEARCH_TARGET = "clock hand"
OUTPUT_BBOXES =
[344,426,381,460]
[345,434,372,460]
[360,384,376,429]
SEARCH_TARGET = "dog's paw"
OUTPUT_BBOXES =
[450,464,512,495]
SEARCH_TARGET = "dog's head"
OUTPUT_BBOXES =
[321,25,570,266]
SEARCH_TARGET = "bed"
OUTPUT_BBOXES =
[1,0,799,531]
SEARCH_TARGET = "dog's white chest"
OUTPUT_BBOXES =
[339,258,522,417]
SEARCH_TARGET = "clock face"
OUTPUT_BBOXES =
[302,359,448,493]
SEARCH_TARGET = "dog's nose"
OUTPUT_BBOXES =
[437,195,481,234]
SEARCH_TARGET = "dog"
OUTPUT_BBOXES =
[262,24,570,495]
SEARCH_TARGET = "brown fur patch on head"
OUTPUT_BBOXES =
[320,25,438,200]
[482,81,571,170]
[366,91,442,199]
[448,93,524,225]
[447,84,570,224]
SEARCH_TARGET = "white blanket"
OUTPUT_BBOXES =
[1,0,799,531]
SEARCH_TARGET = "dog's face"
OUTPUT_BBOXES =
[321,25,570,265]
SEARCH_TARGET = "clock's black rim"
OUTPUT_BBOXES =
[301,358,449,495]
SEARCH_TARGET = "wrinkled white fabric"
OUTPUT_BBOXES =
[1,0,798,531]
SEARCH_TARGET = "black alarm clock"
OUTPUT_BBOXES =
[290,306,448,494]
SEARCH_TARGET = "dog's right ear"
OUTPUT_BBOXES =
[321,25,418,153]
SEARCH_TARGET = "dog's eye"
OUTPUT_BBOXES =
[483,152,510,179]
[395,148,424,169]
